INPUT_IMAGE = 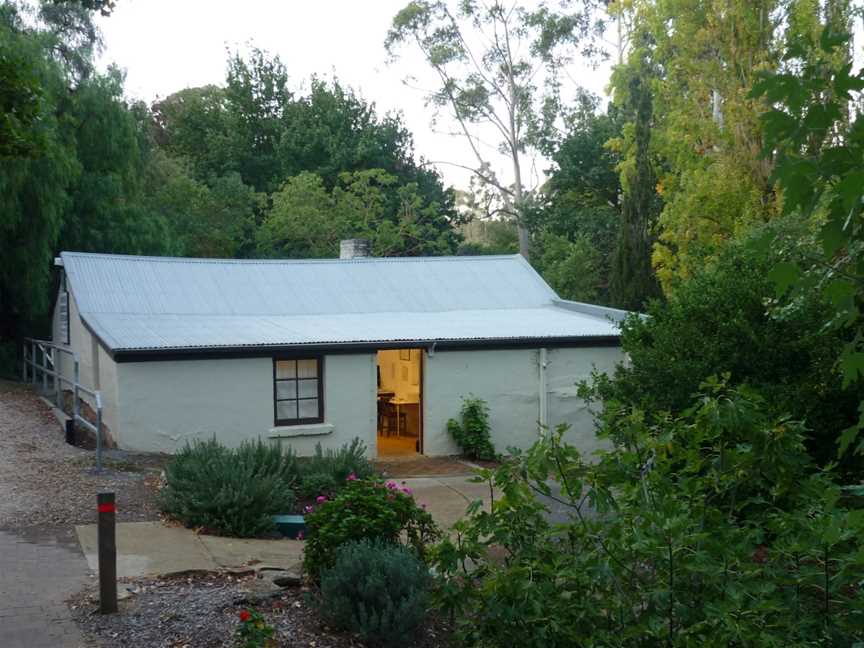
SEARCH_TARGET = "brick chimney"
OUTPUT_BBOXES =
[339,238,371,259]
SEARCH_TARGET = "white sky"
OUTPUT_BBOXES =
[95,0,612,192]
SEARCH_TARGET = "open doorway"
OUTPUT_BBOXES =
[376,349,422,457]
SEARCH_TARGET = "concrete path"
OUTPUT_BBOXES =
[403,475,495,529]
[73,476,490,581]
[0,528,91,648]
[75,521,304,578]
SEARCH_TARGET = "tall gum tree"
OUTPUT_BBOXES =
[385,0,605,260]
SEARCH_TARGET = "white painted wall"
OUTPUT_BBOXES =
[546,346,623,457]
[423,346,624,458]
[423,348,541,456]
[115,353,377,456]
[51,281,121,442]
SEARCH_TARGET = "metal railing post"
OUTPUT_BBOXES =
[73,357,80,421]
[21,342,27,382]
[54,348,61,406]
[95,391,103,473]
[30,343,36,385]
[40,345,47,394]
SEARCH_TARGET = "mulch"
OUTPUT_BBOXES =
[375,455,476,478]
[69,571,454,648]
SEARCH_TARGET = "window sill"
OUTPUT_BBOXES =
[268,423,334,439]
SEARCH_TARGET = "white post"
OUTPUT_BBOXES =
[539,348,549,430]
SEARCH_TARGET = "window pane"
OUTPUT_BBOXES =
[297,359,318,379]
[298,379,317,398]
[277,400,298,421]
[298,398,319,419]
[275,360,296,379]
[276,380,296,400]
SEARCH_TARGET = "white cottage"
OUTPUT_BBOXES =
[51,245,626,458]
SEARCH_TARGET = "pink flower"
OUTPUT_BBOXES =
[420,503,427,510]
[316,495,327,504]
[400,486,413,495]
[346,472,357,481]
[385,481,398,490]
[296,531,304,541]
[304,505,314,514]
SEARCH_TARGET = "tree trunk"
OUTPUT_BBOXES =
[512,157,530,260]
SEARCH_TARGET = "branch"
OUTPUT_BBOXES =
[421,160,515,197]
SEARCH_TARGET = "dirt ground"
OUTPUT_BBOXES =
[0,380,167,537]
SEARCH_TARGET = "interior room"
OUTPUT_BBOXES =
[376,349,421,457]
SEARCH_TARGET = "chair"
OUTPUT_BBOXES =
[378,399,398,437]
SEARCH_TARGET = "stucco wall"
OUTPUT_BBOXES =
[115,353,377,456]
[423,349,541,456]
[50,281,121,440]
[423,346,624,457]
[546,346,623,457]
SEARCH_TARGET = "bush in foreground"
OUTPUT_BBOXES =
[303,478,439,579]
[433,381,864,647]
[290,438,374,499]
[320,539,431,647]
[159,438,295,537]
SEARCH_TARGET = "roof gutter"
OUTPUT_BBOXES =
[111,335,621,363]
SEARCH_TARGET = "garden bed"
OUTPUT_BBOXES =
[69,571,453,647]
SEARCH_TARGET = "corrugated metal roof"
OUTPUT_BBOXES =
[61,252,624,352]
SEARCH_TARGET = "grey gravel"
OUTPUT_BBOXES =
[0,380,166,533]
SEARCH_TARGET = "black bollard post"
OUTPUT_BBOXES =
[97,492,118,614]
[65,419,75,445]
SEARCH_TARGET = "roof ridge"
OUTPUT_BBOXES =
[61,251,523,265]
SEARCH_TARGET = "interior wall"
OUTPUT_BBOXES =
[377,349,420,400]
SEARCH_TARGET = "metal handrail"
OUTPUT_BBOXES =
[22,337,104,472]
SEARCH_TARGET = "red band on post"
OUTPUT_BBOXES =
[98,503,116,513]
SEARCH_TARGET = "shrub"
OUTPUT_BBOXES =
[433,381,864,647]
[320,539,431,647]
[303,478,439,579]
[583,229,864,477]
[292,438,374,499]
[159,438,295,537]
[447,396,496,460]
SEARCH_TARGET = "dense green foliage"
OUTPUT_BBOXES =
[159,439,296,538]
[433,382,864,646]
[303,478,438,579]
[584,230,864,475]
[446,396,496,461]
[288,438,374,500]
[320,539,431,647]
[751,25,864,460]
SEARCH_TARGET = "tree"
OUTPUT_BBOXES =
[531,232,602,302]
[609,50,661,310]
[386,1,605,260]
[0,5,79,348]
[530,93,623,304]
[751,24,864,459]
[258,169,459,259]
[587,224,864,476]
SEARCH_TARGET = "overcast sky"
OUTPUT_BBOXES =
[95,0,612,191]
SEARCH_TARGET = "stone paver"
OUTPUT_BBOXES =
[0,528,91,648]
[75,521,304,578]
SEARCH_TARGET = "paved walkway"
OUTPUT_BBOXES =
[0,528,91,648]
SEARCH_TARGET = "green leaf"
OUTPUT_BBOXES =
[767,262,800,297]
[838,424,861,457]
[820,217,850,256]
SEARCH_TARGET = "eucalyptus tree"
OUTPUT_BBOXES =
[385,0,606,260]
